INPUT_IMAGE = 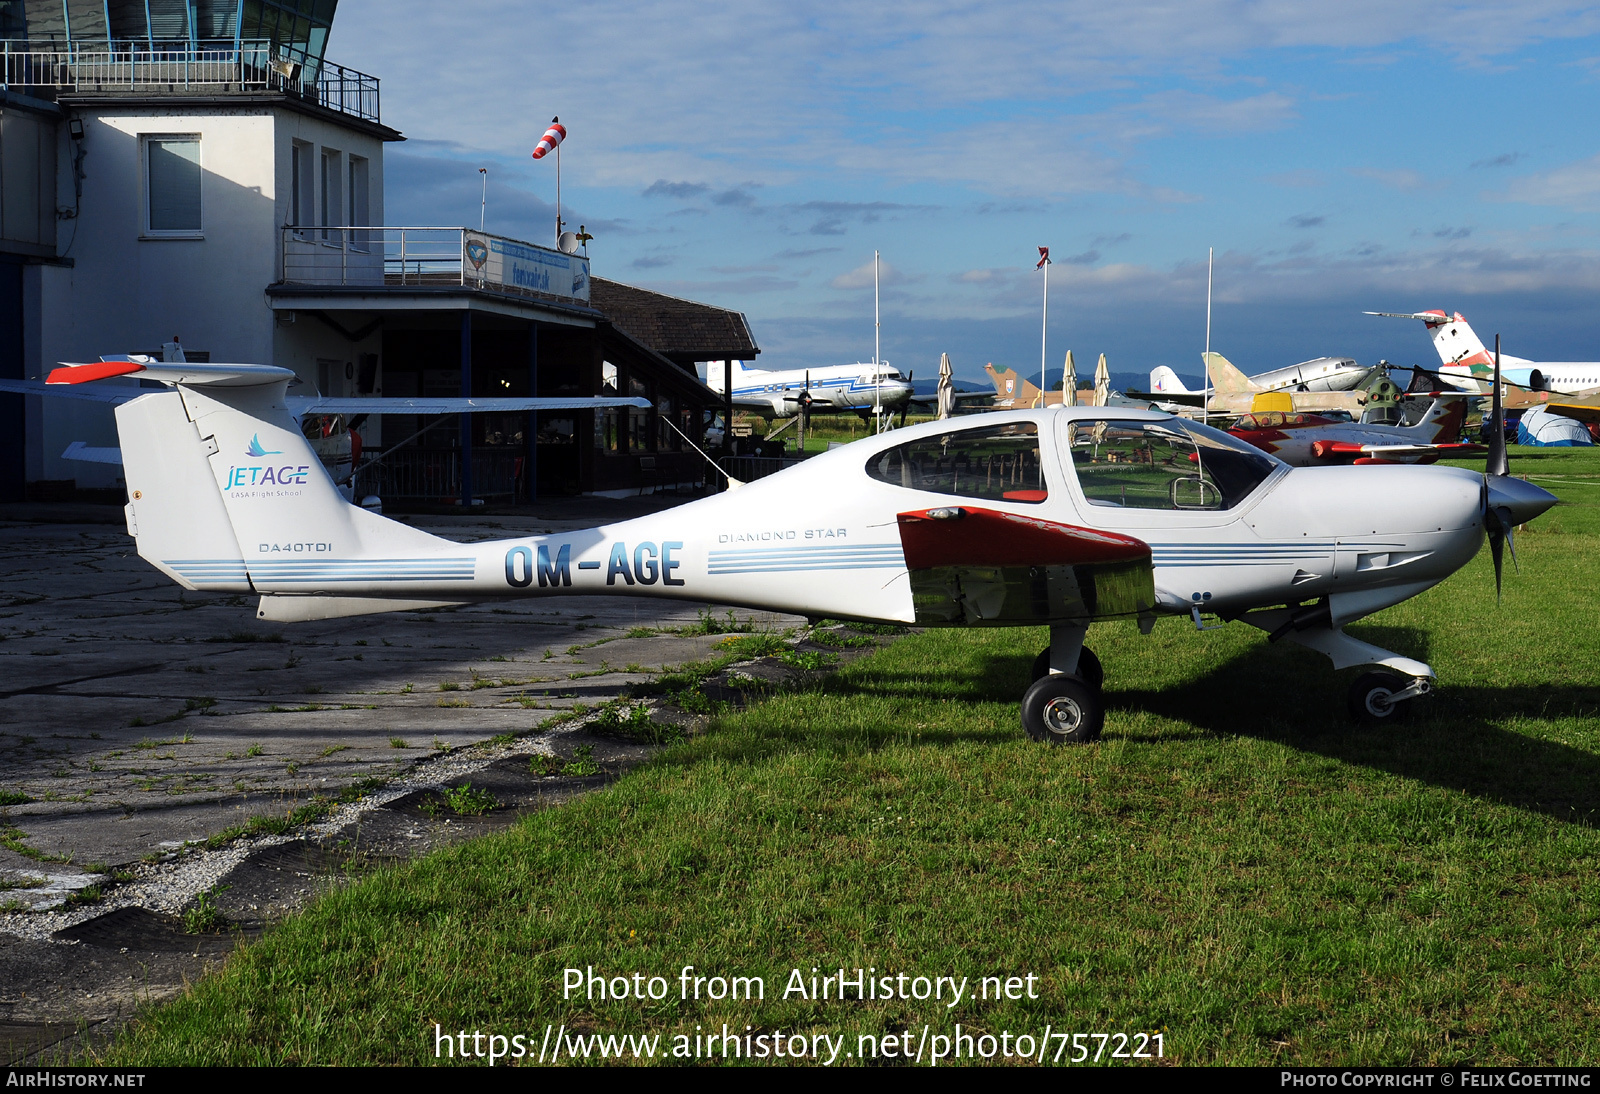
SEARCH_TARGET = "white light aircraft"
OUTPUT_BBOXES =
[705,359,912,418]
[1368,310,1600,394]
[38,352,1557,740]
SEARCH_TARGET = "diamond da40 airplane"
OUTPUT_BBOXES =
[42,350,1556,740]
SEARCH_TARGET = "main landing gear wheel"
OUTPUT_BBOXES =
[1347,671,1410,724]
[1021,674,1104,744]
[1031,646,1103,691]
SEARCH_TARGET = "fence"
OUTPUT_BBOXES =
[0,40,380,123]
[280,227,591,304]
[352,448,523,503]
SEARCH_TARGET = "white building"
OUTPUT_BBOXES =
[0,0,756,505]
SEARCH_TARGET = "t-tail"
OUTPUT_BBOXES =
[1365,310,1495,388]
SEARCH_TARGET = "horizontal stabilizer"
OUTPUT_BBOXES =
[62,441,123,465]
[1364,310,1451,326]
[257,596,474,623]
[1126,389,1204,407]
[49,360,295,387]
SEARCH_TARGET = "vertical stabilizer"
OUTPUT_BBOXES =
[117,392,250,592]
[1408,396,1468,444]
[174,382,454,593]
[1429,312,1492,369]
[1203,352,1257,395]
[1150,366,1193,395]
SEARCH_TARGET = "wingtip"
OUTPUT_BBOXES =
[46,361,147,385]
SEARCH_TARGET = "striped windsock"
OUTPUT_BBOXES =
[532,118,567,160]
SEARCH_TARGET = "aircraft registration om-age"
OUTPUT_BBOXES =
[48,351,1558,740]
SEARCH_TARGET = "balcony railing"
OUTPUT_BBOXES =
[280,227,592,305]
[0,39,380,123]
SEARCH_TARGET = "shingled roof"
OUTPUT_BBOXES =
[590,278,759,374]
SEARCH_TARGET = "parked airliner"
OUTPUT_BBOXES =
[705,359,912,418]
[1368,310,1600,394]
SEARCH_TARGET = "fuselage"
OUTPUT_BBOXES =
[1251,357,1374,394]
[204,409,1493,632]
[709,362,913,417]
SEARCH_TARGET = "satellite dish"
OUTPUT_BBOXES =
[557,232,579,254]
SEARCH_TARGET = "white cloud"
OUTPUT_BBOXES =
[328,1,1600,197]
[1495,153,1600,210]
[1348,167,1437,191]
[831,258,912,290]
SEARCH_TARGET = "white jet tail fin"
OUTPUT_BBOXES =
[1149,366,1194,395]
[1406,395,1469,444]
[1366,309,1492,370]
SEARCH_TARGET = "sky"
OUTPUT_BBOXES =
[329,1,1600,390]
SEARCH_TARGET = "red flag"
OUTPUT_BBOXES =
[1036,246,1051,269]
[532,118,566,160]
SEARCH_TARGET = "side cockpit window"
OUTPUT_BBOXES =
[866,422,1047,504]
[1068,418,1279,510]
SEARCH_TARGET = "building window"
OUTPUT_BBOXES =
[348,154,370,249]
[144,136,202,236]
[320,147,341,240]
[290,140,314,228]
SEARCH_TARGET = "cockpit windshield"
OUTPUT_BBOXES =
[1066,417,1282,510]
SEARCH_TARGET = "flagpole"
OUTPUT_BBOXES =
[1203,247,1213,425]
[1041,257,1049,401]
[555,140,563,244]
[479,168,487,232]
[873,250,881,433]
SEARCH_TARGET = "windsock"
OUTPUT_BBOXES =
[1036,246,1051,269]
[532,118,566,160]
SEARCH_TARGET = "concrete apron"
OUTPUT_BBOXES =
[0,507,823,1061]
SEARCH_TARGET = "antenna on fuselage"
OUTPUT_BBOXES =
[662,416,744,492]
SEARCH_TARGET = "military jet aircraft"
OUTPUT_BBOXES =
[40,348,1556,740]
[1226,396,1484,466]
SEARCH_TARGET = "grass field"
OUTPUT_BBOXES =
[94,448,1600,1066]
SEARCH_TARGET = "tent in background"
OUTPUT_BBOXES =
[1517,406,1594,447]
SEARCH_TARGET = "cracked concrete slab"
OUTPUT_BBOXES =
[0,501,803,886]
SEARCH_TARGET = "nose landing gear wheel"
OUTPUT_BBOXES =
[1021,674,1104,744]
[1347,671,1409,723]
[1031,645,1103,690]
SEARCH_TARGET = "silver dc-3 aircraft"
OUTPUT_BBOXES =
[45,350,1556,741]
[706,358,913,418]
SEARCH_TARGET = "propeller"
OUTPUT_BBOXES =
[1483,336,1512,598]
[1478,333,1561,600]
[899,369,912,427]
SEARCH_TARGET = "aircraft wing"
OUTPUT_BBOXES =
[16,370,650,414]
[907,389,994,407]
[1316,441,1485,461]
[0,378,137,404]
[1126,389,1205,407]
[897,505,1154,625]
[288,396,650,415]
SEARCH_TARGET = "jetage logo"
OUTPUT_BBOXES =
[246,434,283,457]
